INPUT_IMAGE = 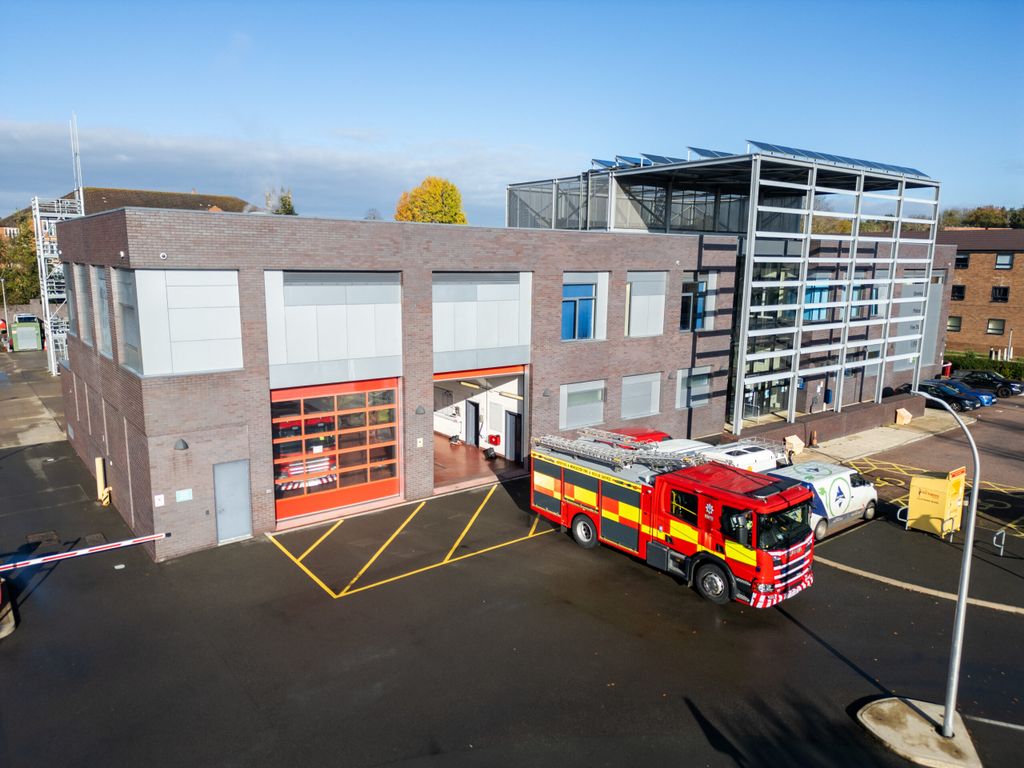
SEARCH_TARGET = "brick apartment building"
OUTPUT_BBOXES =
[56,144,953,560]
[940,229,1024,356]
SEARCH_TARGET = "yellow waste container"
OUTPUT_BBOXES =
[904,467,967,539]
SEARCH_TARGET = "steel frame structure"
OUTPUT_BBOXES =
[32,116,84,376]
[507,148,941,436]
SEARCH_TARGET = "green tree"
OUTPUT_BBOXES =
[0,216,40,304]
[1007,207,1024,229]
[940,207,967,228]
[962,205,1008,228]
[266,186,297,215]
[394,177,467,224]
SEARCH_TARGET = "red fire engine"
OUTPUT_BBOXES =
[530,431,815,607]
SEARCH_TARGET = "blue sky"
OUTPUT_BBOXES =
[2,0,1021,225]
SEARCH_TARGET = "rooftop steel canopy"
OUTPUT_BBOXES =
[747,139,929,178]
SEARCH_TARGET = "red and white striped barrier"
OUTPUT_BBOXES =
[0,532,169,573]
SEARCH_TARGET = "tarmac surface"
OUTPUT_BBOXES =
[1,351,1022,767]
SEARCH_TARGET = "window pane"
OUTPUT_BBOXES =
[338,430,367,449]
[338,393,366,410]
[273,440,303,459]
[304,454,337,474]
[304,396,335,413]
[680,294,693,331]
[307,476,338,494]
[339,469,368,487]
[368,390,395,406]
[370,463,397,482]
[275,483,305,499]
[670,490,699,525]
[339,450,368,468]
[304,416,335,435]
[563,283,595,298]
[369,427,396,444]
[272,420,302,439]
[272,400,301,419]
[339,412,366,429]
[369,445,396,463]
[369,408,395,425]
[577,298,594,339]
[305,435,336,453]
[561,300,576,340]
[275,459,305,480]
[947,316,961,332]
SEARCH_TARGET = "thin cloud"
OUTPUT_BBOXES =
[0,121,570,225]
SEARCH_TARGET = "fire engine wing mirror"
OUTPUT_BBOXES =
[733,511,753,548]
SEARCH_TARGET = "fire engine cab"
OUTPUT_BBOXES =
[530,431,815,607]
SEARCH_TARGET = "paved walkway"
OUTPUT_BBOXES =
[0,350,65,450]
[800,410,970,464]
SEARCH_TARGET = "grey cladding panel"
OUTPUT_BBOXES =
[284,271,401,306]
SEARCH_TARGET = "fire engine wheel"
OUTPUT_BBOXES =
[694,562,731,605]
[571,515,598,549]
[814,519,828,541]
[863,502,876,521]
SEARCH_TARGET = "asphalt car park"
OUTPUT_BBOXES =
[2,377,1023,766]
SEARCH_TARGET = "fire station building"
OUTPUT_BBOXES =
[57,144,954,560]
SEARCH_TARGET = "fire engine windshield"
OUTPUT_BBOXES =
[757,503,811,550]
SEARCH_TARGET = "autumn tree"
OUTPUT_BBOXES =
[962,205,1008,228]
[394,177,467,224]
[0,216,40,304]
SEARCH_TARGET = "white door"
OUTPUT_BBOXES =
[214,460,253,544]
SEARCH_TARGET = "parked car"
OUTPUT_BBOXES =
[951,370,1024,398]
[767,461,877,540]
[917,382,982,412]
[922,378,995,406]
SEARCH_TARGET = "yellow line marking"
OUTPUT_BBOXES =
[338,501,425,596]
[444,484,497,563]
[337,527,555,598]
[265,533,337,599]
[297,518,344,563]
[815,555,1024,616]
[529,513,540,536]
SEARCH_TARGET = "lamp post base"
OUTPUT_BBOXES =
[858,697,981,768]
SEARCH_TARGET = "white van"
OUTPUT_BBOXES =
[768,461,877,540]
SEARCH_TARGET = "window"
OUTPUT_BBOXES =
[670,489,699,526]
[78,265,94,346]
[621,372,661,419]
[721,506,752,545]
[625,271,666,337]
[995,253,1014,270]
[93,267,112,357]
[991,286,1010,303]
[561,283,595,340]
[559,379,605,430]
[676,366,712,408]
[987,318,1005,335]
[950,285,965,301]
[65,265,78,337]
[946,316,961,333]
[116,269,143,373]
[954,253,970,269]
[803,285,829,322]
[680,271,712,331]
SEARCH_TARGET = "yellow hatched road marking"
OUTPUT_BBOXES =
[339,528,554,599]
[339,501,426,596]
[265,533,337,599]
[297,518,344,562]
[445,484,497,562]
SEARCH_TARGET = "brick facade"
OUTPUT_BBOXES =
[59,209,740,559]
[944,245,1024,356]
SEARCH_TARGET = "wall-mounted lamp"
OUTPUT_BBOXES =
[173,439,189,451]
[542,389,551,398]
[459,380,481,390]
[667,372,676,380]
[415,405,426,415]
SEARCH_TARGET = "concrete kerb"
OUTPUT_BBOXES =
[858,698,981,768]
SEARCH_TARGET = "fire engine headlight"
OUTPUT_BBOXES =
[756,583,776,593]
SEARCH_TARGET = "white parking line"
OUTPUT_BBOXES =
[963,714,1024,733]
[814,556,1024,616]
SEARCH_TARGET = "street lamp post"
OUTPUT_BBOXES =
[912,390,981,739]
[1,277,8,350]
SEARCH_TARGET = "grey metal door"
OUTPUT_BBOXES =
[465,400,480,446]
[214,460,252,543]
[504,411,522,463]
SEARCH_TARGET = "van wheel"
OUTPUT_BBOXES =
[814,519,828,541]
[694,563,731,605]
[863,502,876,521]
[571,515,598,549]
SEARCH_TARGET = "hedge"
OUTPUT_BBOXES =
[945,351,1024,380]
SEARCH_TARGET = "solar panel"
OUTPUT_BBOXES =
[614,155,645,167]
[591,159,617,169]
[688,146,735,159]
[748,140,929,178]
[640,153,687,165]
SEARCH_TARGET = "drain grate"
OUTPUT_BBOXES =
[26,530,59,546]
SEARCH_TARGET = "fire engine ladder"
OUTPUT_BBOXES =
[577,426,657,447]
[532,434,707,472]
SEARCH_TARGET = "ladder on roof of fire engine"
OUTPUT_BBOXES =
[532,434,707,472]
[577,426,655,447]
